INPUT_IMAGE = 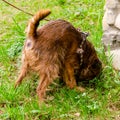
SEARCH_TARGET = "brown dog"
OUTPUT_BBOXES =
[15,9,102,101]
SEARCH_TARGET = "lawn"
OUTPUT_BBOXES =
[0,0,120,120]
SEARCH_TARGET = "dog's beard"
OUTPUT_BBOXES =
[78,59,102,81]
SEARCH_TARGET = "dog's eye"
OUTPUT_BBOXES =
[92,62,98,68]
[91,59,101,69]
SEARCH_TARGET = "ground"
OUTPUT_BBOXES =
[0,0,120,120]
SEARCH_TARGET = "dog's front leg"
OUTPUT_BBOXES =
[63,62,85,92]
[63,62,77,89]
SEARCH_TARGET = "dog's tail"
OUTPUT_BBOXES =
[26,9,51,39]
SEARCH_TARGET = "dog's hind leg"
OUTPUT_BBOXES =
[36,65,59,102]
[15,62,28,88]
[36,74,52,102]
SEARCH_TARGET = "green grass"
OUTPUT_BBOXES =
[0,0,120,120]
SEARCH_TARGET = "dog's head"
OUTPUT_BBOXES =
[76,31,102,81]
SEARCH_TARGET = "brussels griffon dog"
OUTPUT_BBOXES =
[15,9,102,101]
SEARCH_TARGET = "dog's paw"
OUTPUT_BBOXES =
[76,86,86,92]
[14,81,20,89]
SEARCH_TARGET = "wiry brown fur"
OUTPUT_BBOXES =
[15,9,102,102]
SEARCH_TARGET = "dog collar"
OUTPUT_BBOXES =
[76,31,89,66]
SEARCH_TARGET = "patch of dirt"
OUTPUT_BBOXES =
[108,102,120,112]
[108,102,120,120]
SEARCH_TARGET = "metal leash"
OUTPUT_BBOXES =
[1,0,50,21]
